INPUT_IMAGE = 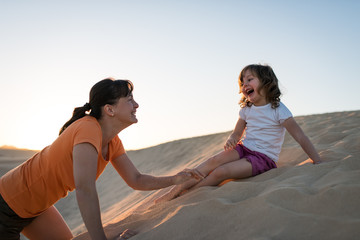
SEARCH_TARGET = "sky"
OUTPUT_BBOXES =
[0,0,359,151]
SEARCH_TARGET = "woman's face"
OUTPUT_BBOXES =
[112,94,139,125]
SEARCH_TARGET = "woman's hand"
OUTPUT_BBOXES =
[116,229,137,240]
[312,158,322,164]
[173,168,204,185]
[112,154,205,190]
[297,158,322,166]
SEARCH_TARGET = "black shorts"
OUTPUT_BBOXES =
[0,194,35,240]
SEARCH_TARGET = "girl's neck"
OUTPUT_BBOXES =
[252,99,269,106]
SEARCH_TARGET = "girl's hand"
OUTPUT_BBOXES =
[173,168,204,185]
[117,229,137,240]
[224,137,238,151]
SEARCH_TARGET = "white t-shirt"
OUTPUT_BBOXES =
[239,102,292,162]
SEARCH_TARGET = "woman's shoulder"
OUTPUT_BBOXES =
[109,135,126,160]
[71,116,100,130]
[60,116,102,141]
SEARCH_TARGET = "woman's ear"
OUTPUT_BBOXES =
[103,104,115,117]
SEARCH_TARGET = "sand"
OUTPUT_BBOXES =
[1,110,359,240]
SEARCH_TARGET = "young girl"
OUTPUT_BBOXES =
[155,64,322,203]
[0,78,200,240]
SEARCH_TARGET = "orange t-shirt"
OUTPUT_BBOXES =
[0,116,125,218]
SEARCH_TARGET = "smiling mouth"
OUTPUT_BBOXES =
[244,88,254,96]
[247,89,254,95]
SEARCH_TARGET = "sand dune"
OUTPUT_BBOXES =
[0,147,38,176]
[1,110,360,239]
[74,110,360,240]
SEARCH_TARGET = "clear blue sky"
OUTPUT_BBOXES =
[1,0,359,150]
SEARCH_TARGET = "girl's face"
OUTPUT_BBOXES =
[112,94,139,125]
[241,70,267,106]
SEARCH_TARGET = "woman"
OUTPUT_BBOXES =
[0,78,199,240]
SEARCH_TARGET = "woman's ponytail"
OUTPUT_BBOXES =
[59,103,91,135]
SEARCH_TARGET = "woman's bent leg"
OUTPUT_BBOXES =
[22,206,73,240]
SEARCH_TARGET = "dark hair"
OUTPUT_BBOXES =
[59,78,134,135]
[238,64,281,108]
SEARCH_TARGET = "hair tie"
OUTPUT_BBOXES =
[83,102,91,111]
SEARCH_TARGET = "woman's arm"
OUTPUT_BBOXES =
[224,117,246,150]
[73,143,107,240]
[282,117,322,164]
[111,153,196,191]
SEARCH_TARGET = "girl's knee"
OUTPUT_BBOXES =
[197,150,237,177]
[195,156,216,176]
[207,150,236,168]
[209,166,228,181]
[207,155,222,169]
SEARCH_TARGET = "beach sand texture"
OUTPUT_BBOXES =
[1,110,359,240]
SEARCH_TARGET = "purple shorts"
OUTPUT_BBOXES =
[235,144,277,176]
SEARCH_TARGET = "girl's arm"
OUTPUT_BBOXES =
[282,117,322,164]
[224,117,246,150]
[73,143,107,240]
[111,154,198,191]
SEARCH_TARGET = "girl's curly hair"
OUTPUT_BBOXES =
[238,64,281,108]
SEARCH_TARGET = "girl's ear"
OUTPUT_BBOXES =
[103,104,115,117]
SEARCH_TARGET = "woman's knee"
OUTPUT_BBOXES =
[22,206,73,240]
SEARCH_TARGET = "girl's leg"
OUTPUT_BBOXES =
[189,158,252,190]
[155,149,240,203]
[22,205,73,240]
[195,149,241,177]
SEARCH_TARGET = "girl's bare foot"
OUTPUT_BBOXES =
[154,169,206,204]
[154,185,183,204]
[154,177,202,204]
